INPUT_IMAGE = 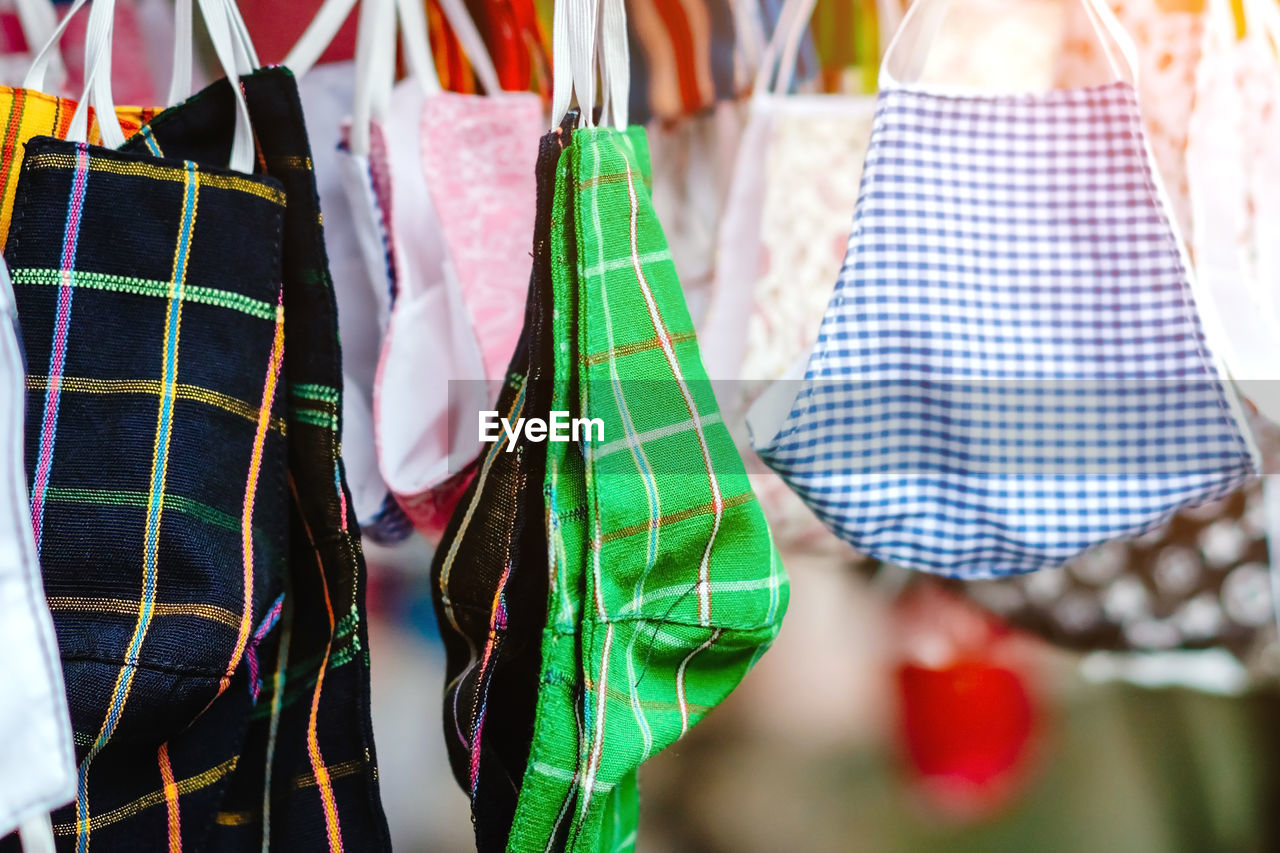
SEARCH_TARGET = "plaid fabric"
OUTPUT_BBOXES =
[509,126,788,852]
[115,68,391,851]
[0,87,158,250]
[754,82,1258,578]
[4,130,288,853]
[431,116,572,852]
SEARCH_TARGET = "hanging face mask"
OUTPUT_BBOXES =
[1184,0,1280,424]
[417,78,541,392]
[291,59,401,537]
[751,0,1259,578]
[702,0,883,386]
[0,256,74,847]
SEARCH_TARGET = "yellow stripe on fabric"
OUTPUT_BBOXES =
[289,477,345,853]
[0,87,156,248]
[214,811,253,827]
[22,152,286,206]
[12,268,278,320]
[25,374,287,433]
[223,299,285,693]
[600,491,755,544]
[45,596,241,630]
[77,160,200,850]
[293,757,366,790]
[266,155,313,170]
[581,330,697,367]
[52,758,238,835]
[208,758,365,832]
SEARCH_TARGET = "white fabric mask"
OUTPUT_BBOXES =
[298,59,397,532]
[0,257,75,843]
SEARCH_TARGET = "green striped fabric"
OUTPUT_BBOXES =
[509,125,789,852]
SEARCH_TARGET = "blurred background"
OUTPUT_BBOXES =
[11,0,1271,847]
[366,535,1280,852]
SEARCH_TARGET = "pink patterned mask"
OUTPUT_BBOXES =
[419,91,542,384]
[372,84,540,542]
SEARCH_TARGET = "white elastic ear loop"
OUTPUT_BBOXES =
[597,0,629,129]
[167,0,258,102]
[220,0,259,69]
[572,0,598,126]
[195,0,255,173]
[877,0,954,89]
[437,0,504,94]
[1079,0,1138,87]
[878,0,1137,90]
[350,0,395,157]
[24,0,88,93]
[394,0,443,95]
[12,0,63,85]
[729,0,766,89]
[18,815,55,853]
[875,0,904,59]
[68,0,124,148]
[773,0,818,96]
[167,0,192,103]
[551,0,573,126]
[552,0,599,128]
[283,0,358,80]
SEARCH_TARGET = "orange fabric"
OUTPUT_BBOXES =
[0,86,157,247]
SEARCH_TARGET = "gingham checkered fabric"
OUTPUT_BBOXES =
[754,82,1258,578]
[6,132,289,853]
[116,69,391,851]
[508,126,788,852]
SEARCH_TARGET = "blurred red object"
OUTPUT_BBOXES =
[59,0,158,105]
[238,0,358,65]
[890,584,1042,819]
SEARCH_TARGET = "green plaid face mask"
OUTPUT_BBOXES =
[509,125,789,853]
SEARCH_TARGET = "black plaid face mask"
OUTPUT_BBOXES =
[6,127,289,850]
[430,114,574,852]
[0,67,390,853]
[112,68,391,852]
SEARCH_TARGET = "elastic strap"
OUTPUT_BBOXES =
[879,0,1138,90]
[167,0,192,103]
[437,0,504,94]
[18,815,55,853]
[23,0,89,92]
[349,0,395,156]
[551,0,598,128]
[282,0,359,80]
[194,0,256,173]
[12,0,62,81]
[597,0,629,129]
[67,0,123,147]
[395,0,442,95]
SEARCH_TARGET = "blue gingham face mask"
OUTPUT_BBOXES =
[749,0,1260,578]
